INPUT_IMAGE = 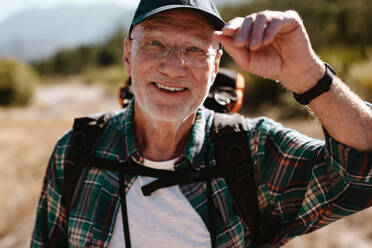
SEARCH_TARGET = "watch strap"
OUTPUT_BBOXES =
[293,63,335,105]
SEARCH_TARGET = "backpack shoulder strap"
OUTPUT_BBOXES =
[211,112,262,244]
[61,112,114,246]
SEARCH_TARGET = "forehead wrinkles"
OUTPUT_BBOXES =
[141,26,209,46]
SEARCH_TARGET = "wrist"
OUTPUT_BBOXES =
[290,60,326,94]
[293,63,335,105]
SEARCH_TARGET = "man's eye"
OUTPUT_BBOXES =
[150,40,163,47]
[187,46,203,53]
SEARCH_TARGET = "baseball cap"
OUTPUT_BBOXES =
[129,0,226,34]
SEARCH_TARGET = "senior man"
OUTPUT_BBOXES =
[31,0,372,247]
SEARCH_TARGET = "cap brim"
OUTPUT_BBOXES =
[130,5,225,34]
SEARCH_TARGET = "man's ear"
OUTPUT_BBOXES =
[123,37,132,75]
[211,49,223,84]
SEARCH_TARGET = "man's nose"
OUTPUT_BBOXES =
[158,49,188,78]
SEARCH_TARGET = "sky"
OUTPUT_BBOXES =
[0,0,141,23]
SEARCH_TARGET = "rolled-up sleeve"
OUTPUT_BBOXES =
[249,117,372,247]
[324,128,371,184]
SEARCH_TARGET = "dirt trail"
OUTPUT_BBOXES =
[1,82,119,120]
[0,83,370,248]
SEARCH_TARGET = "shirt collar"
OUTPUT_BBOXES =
[182,107,214,169]
[118,100,140,162]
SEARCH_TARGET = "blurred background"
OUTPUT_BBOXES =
[0,0,371,247]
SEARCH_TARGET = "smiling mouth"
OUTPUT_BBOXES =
[152,82,187,93]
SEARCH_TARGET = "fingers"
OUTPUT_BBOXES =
[221,17,245,36]
[219,10,294,51]
[234,16,254,46]
[213,31,249,68]
[249,13,268,49]
[262,18,283,45]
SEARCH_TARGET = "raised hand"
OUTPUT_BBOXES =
[213,10,325,93]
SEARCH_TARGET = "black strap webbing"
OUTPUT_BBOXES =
[83,156,232,196]
[63,112,114,247]
[212,113,262,244]
[119,171,131,248]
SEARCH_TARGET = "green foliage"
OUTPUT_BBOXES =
[97,30,125,66]
[32,29,126,76]
[318,46,366,78]
[0,59,40,106]
[348,57,372,102]
[83,65,127,85]
[242,73,283,106]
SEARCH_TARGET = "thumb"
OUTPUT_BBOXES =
[213,31,250,69]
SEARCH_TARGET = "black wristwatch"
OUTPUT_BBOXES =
[293,63,335,105]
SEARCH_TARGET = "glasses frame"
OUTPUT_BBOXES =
[129,36,221,67]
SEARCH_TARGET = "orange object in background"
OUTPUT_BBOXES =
[204,68,245,113]
[227,72,245,113]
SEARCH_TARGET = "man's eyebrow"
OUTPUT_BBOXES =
[141,27,165,37]
[187,37,209,47]
[142,26,210,46]
[141,24,209,47]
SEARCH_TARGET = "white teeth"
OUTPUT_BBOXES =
[154,83,186,92]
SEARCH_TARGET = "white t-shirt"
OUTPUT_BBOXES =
[109,158,211,248]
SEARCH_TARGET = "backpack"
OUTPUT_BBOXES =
[61,111,262,248]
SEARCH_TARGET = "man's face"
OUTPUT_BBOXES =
[124,9,222,122]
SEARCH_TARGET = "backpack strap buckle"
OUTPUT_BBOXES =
[141,168,203,196]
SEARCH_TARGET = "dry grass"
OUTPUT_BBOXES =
[0,83,370,248]
[0,117,72,247]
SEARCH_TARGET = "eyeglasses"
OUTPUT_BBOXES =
[130,37,218,67]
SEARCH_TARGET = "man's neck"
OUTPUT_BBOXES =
[133,107,196,162]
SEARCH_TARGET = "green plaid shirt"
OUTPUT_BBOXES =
[31,101,372,247]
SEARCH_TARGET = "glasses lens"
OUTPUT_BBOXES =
[182,50,210,67]
[136,38,216,67]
